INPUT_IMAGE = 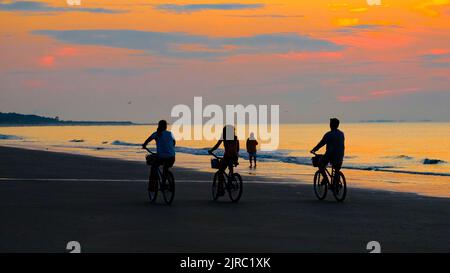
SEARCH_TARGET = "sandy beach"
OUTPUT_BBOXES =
[0,146,449,253]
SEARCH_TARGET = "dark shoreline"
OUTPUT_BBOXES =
[0,146,449,253]
[0,112,154,126]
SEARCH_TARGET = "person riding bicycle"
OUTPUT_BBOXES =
[310,118,345,185]
[142,120,176,190]
[208,125,240,195]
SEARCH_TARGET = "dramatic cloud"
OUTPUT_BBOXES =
[156,3,264,13]
[338,87,420,102]
[346,24,398,30]
[337,24,400,33]
[370,87,419,97]
[33,29,343,59]
[37,47,79,68]
[420,49,450,67]
[0,1,125,14]
[421,49,450,61]
[335,18,360,27]
[277,51,343,60]
[349,7,368,13]
[227,14,304,18]
[38,55,55,67]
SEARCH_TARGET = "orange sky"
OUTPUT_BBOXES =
[0,0,449,122]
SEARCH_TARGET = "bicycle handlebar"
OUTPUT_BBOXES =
[143,147,155,155]
[208,150,221,159]
[209,150,240,168]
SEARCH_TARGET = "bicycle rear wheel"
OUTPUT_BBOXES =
[162,171,175,205]
[147,171,158,203]
[228,173,243,203]
[313,170,327,200]
[332,171,347,202]
[212,171,226,201]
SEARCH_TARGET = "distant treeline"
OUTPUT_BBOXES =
[0,112,135,126]
[359,119,432,123]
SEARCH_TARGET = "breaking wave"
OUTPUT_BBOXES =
[0,134,22,140]
[109,140,450,177]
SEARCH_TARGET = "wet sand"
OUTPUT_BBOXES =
[0,146,449,252]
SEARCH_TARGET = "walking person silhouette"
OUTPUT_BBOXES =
[246,132,258,168]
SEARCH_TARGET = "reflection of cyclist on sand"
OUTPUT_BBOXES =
[208,125,239,196]
[310,118,345,185]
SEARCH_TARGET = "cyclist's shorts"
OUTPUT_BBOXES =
[319,154,342,170]
[154,156,175,168]
[220,156,238,170]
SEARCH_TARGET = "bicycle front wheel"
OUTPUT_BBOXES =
[147,171,158,203]
[212,171,226,201]
[162,171,175,205]
[332,171,347,202]
[313,170,327,200]
[228,173,243,203]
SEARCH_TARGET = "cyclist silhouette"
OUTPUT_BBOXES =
[142,120,176,191]
[208,125,239,196]
[310,118,345,184]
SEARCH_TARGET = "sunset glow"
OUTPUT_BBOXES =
[0,0,449,122]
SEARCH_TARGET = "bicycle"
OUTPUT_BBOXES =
[311,152,347,202]
[209,151,243,202]
[144,148,175,205]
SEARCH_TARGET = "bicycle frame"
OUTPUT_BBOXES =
[311,151,347,202]
[209,151,243,202]
[209,152,235,177]
[145,148,167,183]
[312,151,336,185]
[323,167,336,185]
[155,166,164,182]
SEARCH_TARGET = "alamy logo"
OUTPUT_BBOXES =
[171,97,280,150]
[67,0,81,6]
[366,241,381,253]
[66,241,81,253]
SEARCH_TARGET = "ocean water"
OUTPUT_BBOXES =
[1,123,450,197]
